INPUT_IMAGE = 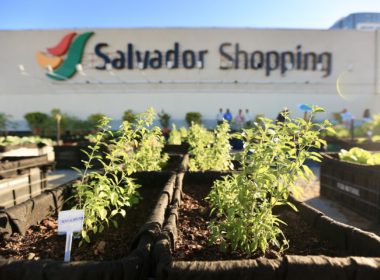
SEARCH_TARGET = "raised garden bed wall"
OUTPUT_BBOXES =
[53,144,106,169]
[320,152,380,223]
[0,144,54,162]
[0,170,181,280]
[0,156,54,209]
[54,144,181,170]
[163,143,190,155]
[0,155,52,180]
[154,171,380,280]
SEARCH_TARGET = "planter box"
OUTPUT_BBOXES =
[320,152,380,223]
[0,155,52,179]
[154,171,380,279]
[0,167,49,209]
[54,144,178,171]
[0,143,38,153]
[54,143,108,169]
[163,143,190,155]
[0,156,53,208]
[0,170,179,280]
[53,145,88,169]
[0,144,55,162]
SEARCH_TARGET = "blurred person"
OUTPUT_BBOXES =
[216,108,224,125]
[245,108,253,127]
[235,109,245,130]
[363,108,372,123]
[223,108,233,123]
[340,108,352,128]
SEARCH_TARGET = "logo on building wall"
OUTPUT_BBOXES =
[36,32,93,81]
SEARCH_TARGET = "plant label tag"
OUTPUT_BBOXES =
[58,210,84,233]
[58,210,84,262]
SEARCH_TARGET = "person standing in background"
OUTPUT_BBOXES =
[340,108,352,128]
[235,109,245,130]
[245,108,253,127]
[363,108,372,123]
[223,108,233,124]
[216,108,224,125]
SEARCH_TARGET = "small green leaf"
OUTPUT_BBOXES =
[99,208,107,220]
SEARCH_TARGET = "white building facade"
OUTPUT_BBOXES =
[0,28,379,126]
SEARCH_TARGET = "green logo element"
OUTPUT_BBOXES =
[47,32,94,81]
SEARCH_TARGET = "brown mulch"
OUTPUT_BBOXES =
[0,184,162,261]
[173,182,347,261]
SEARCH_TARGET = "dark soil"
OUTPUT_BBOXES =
[0,175,167,261]
[173,181,348,261]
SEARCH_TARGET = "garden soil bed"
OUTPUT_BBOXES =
[0,172,171,261]
[173,178,347,261]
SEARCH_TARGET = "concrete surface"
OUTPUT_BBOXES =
[46,169,80,189]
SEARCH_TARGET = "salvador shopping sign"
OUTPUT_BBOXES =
[36,31,333,81]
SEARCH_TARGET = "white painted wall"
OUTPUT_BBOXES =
[0,28,379,125]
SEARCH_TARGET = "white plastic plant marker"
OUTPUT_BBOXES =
[57,210,84,262]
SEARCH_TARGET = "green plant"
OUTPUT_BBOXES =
[72,108,168,244]
[116,108,168,172]
[65,116,92,137]
[168,124,182,144]
[24,112,49,136]
[254,114,265,123]
[46,111,93,139]
[185,112,202,126]
[321,124,349,138]
[73,116,140,244]
[123,109,137,123]
[353,122,372,138]
[188,121,232,171]
[158,110,171,128]
[179,126,188,139]
[87,113,107,130]
[207,106,332,256]
[0,113,15,137]
[339,147,380,165]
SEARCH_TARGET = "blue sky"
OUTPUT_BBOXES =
[0,0,379,30]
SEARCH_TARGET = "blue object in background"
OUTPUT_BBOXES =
[298,104,312,112]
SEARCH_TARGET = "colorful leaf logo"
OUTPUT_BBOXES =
[36,32,94,81]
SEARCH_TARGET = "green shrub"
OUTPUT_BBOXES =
[207,106,332,255]
[321,124,349,138]
[122,109,137,123]
[87,113,107,129]
[0,113,15,136]
[24,112,49,136]
[168,124,182,144]
[188,121,232,171]
[73,107,168,244]
[185,112,202,126]
[158,110,171,128]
